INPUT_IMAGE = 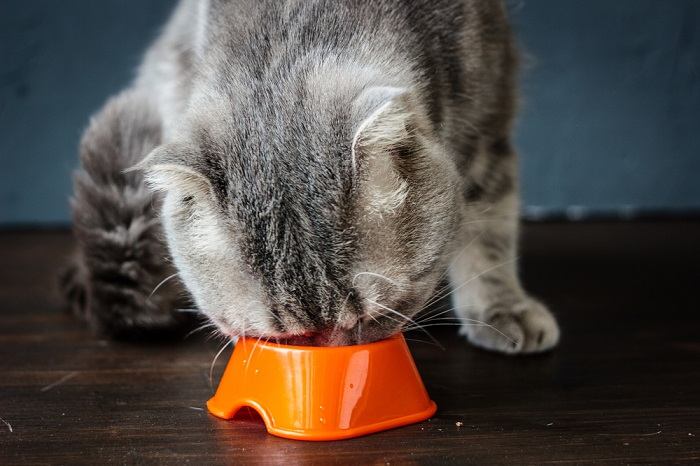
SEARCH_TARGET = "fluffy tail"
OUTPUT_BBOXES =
[60,89,190,338]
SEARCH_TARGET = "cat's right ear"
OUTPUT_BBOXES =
[129,142,212,194]
[350,86,412,172]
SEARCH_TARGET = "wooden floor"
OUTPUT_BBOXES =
[1,222,698,465]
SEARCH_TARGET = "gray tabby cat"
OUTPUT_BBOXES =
[63,0,559,353]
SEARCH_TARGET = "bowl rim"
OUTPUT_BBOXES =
[235,333,403,352]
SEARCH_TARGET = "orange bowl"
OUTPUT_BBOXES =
[207,334,436,441]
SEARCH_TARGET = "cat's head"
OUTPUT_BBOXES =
[141,84,461,345]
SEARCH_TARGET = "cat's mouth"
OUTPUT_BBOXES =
[273,329,352,347]
[237,328,366,347]
[269,325,397,347]
[225,329,339,347]
[221,319,397,347]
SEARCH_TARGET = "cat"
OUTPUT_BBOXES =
[62,0,559,353]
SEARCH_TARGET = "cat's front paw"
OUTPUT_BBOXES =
[461,298,560,354]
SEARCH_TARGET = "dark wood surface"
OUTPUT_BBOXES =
[1,222,698,465]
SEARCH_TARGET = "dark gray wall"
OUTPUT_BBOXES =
[514,0,700,219]
[1,0,699,225]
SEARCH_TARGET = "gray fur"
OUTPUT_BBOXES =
[63,0,559,352]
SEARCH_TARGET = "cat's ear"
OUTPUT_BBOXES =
[351,86,411,169]
[351,87,417,213]
[131,142,212,194]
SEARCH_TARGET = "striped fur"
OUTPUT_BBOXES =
[63,0,559,351]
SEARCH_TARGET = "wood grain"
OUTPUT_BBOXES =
[0,222,698,465]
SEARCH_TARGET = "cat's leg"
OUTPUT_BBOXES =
[447,142,559,354]
[60,88,190,337]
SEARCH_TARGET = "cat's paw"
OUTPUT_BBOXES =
[461,298,560,354]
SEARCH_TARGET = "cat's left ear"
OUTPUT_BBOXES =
[351,86,412,169]
[130,142,213,195]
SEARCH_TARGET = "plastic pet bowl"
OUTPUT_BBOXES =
[207,334,436,441]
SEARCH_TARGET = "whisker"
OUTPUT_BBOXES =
[185,322,218,339]
[460,216,517,227]
[366,311,381,325]
[431,231,485,295]
[405,320,516,345]
[418,317,483,324]
[421,258,517,311]
[405,322,487,329]
[147,272,179,300]
[415,304,476,324]
[413,233,487,316]
[205,327,224,342]
[413,305,518,345]
[376,312,410,329]
[403,336,444,349]
[414,305,457,324]
[209,339,233,390]
[243,334,266,375]
[265,307,284,328]
[365,298,444,350]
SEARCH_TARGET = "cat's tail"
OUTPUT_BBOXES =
[60,89,190,338]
